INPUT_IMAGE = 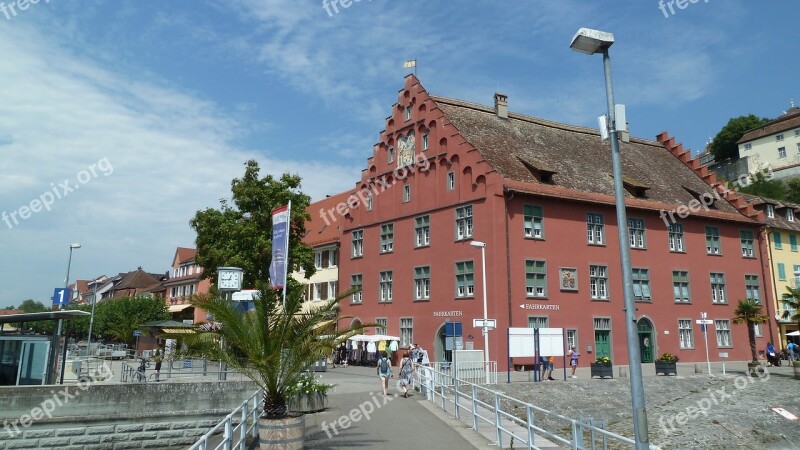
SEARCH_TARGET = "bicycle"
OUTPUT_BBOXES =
[131,358,150,382]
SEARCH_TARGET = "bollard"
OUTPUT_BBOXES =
[695,363,702,374]
[618,366,628,378]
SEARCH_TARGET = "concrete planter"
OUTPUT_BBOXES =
[655,361,677,376]
[793,364,800,380]
[259,415,304,450]
[590,363,613,379]
[287,392,328,413]
[747,361,765,376]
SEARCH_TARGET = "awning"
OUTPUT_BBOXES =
[0,310,90,324]
[162,328,195,334]
[348,334,400,342]
[169,304,194,313]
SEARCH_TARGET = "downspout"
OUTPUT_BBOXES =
[760,227,776,344]
[504,188,514,378]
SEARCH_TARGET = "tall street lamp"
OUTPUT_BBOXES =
[470,240,491,384]
[86,278,99,359]
[57,243,81,384]
[570,28,649,449]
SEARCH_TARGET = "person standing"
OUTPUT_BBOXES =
[568,346,579,378]
[153,349,163,382]
[546,356,555,381]
[377,350,392,396]
[398,352,414,398]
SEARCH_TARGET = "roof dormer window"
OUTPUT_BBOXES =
[788,209,795,222]
[767,204,775,218]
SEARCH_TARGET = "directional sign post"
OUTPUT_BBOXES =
[473,318,497,329]
[133,330,142,357]
[697,313,713,375]
[52,288,72,308]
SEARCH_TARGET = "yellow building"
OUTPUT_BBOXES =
[743,194,800,351]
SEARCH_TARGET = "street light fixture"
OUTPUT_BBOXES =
[57,243,81,384]
[470,240,491,384]
[570,27,650,450]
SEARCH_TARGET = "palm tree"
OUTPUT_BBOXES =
[782,286,800,330]
[732,299,770,362]
[177,283,367,419]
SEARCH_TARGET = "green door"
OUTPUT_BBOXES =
[594,330,611,359]
[638,319,654,363]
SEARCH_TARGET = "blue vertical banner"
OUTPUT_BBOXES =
[269,204,290,289]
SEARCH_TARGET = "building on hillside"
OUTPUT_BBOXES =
[294,194,351,305]
[317,75,769,370]
[162,247,211,324]
[741,194,800,349]
[98,268,167,300]
[737,102,800,181]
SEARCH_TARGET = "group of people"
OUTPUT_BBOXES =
[765,341,798,366]
[376,344,426,397]
[538,346,580,380]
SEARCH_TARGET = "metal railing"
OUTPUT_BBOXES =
[426,361,498,385]
[120,358,240,382]
[189,390,262,450]
[414,364,651,450]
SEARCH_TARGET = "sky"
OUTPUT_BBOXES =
[1,0,798,308]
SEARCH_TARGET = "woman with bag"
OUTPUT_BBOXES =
[399,352,415,398]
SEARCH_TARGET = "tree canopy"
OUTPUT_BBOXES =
[191,160,315,289]
[709,115,769,162]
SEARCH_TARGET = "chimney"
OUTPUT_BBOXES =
[494,93,508,119]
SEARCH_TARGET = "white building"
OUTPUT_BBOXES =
[738,102,800,180]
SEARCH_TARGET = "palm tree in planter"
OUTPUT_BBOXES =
[732,299,769,375]
[179,283,367,450]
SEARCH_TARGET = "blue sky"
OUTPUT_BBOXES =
[1,0,797,307]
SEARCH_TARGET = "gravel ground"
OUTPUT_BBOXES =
[487,365,799,449]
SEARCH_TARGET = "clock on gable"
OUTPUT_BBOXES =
[217,267,243,291]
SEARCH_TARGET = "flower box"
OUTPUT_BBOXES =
[287,392,328,413]
[654,361,677,376]
[590,362,613,379]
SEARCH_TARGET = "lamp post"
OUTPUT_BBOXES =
[570,28,649,449]
[57,243,81,384]
[86,278,99,359]
[470,240,491,384]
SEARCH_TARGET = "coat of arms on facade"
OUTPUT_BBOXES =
[397,131,415,168]
[560,268,578,291]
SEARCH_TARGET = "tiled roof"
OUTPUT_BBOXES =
[432,96,752,221]
[173,247,197,266]
[115,269,162,291]
[303,190,354,248]
[741,193,800,232]
[738,108,800,144]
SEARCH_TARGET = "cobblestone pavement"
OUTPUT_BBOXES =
[493,364,799,449]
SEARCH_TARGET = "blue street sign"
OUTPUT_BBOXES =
[133,330,142,337]
[52,288,71,307]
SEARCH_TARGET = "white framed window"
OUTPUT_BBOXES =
[455,261,474,297]
[388,148,394,163]
[403,185,411,202]
[776,133,784,142]
[380,223,394,253]
[767,204,775,218]
[376,317,387,335]
[589,265,608,300]
[673,270,690,303]
[350,274,363,304]
[400,318,413,347]
[447,172,455,190]
[422,133,429,150]
[415,215,430,247]
[740,230,755,257]
[796,130,800,137]
[312,282,323,300]
[594,317,611,330]
[327,281,338,299]
[632,268,651,302]
[414,266,431,300]
[744,143,752,150]
[314,251,323,269]
[404,105,412,121]
[668,223,685,252]
[779,147,787,158]
[566,329,578,350]
[744,275,760,303]
[705,226,721,254]
[754,323,763,337]
[379,271,393,302]
[523,204,544,239]
[587,213,605,245]
[328,249,338,267]
[351,230,364,258]
[455,205,473,240]
[797,143,800,153]
[628,218,646,249]
[366,192,373,211]
[525,260,547,297]
[710,272,726,304]
[527,316,549,328]
[715,319,731,347]
[789,209,795,222]
[678,319,694,349]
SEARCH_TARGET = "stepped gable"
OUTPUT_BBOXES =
[656,131,763,222]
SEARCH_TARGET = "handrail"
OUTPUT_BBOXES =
[414,363,645,450]
[188,390,262,450]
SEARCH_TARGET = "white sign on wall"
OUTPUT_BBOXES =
[508,328,565,357]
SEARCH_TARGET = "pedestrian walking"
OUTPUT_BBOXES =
[399,352,414,398]
[546,356,555,380]
[568,346,579,378]
[377,350,392,396]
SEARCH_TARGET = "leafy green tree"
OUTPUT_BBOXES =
[785,178,800,204]
[782,287,800,334]
[191,160,315,289]
[709,115,769,162]
[17,299,48,313]
[737,172,787,200]
[91,296,170,345]
[732,299,770,362]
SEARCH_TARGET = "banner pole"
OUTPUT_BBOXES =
[282,200,291,309]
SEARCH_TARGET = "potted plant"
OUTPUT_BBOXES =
[286,372,335,413]
[654,352,679,376]
[732,299,769,376]
[590,356,613,378]
[178,284,366,449]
